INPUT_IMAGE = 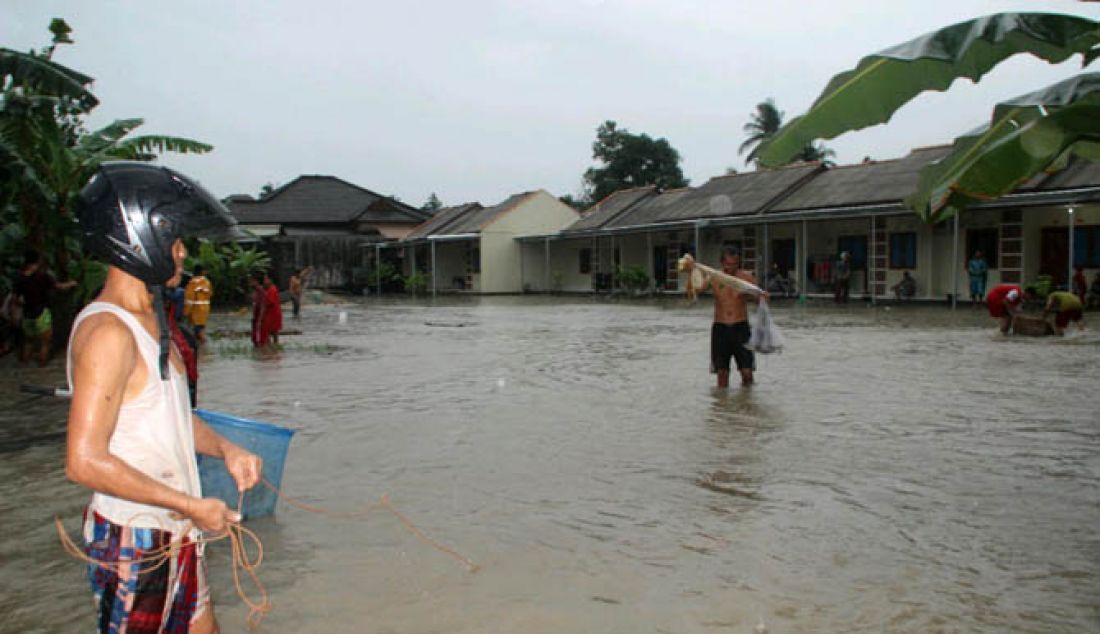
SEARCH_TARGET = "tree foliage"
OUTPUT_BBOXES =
[422,192,443,212]
[739,98,834,167]
[186,241,270,307]
[0,19,214,299]
[583,120,688,204]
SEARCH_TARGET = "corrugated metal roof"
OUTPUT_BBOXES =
[228,175,429,225]
[566,186,657,232]
[769,146,952,212]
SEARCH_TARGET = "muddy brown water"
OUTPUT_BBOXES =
[1,297,1098,633]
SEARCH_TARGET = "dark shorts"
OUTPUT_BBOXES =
[1056,308,1083,329]
[711,321,754,373]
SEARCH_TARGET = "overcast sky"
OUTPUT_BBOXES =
[5,1,1098,208]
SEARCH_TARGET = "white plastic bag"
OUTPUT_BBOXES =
[749,302,784,353]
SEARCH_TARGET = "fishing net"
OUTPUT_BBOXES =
[749,302,784,353]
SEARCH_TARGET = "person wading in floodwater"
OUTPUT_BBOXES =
[683,248,763,388]
[67,163,262,633]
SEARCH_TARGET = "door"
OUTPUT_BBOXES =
[1040,227,1068,286]
[653,246,667,291]
[772,239,796,275]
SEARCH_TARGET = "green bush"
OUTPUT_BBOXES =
[614,265,650,293]
[362,260,405,293]
[404,271,428,296]
[185,241,271,306]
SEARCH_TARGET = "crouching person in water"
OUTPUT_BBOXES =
[1042,290,1087,336]
[67,163,262,633]
[684,248,763,388]
[985,284,1023,334]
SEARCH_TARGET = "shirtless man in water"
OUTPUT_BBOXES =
[685,249,762,387]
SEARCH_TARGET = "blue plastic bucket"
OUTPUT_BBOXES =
[195,409,295,520]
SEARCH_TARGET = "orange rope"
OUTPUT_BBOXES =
[56,478,478,630]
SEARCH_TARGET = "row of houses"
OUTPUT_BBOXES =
[228,144,1100,301]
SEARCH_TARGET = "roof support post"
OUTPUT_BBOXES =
[951,212,959,310]
[375,244,382,297]
[694,222,701,260]
[763,223,769,289]
[519,240,525,294]
[544,237,550,293]
[647,232,654,295]
[1068,207,1076,286]
[593,235,598,292]
[431,239,437,298]
[611,235,617,292]
[800,220,807,304]
[870,216,877,306]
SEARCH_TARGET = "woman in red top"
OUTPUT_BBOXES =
[262,272,283,346]
[986,284,1023,334]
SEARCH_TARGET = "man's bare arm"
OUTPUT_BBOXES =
[66,317,194,515]
[66,315,237,531]
[193,415,262,492]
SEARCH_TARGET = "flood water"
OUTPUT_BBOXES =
[1,297,1098,633]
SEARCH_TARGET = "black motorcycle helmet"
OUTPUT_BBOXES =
[76,162,244,380]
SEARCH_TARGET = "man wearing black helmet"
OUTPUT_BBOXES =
[66,162,261,633]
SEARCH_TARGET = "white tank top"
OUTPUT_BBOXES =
[67,301,202,535]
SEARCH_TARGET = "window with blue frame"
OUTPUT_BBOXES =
[1075,226,1100,267]
[889,232,917,269]
[837,235,867,270]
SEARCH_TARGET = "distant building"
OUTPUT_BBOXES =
[518,146,1100,300]
[227,176,430,289]
[390,190,579,294]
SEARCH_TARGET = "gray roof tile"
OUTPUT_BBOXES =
[403,192,537,240]
[769,146,952,212]
[228,175,429,225]
[567,186,657,232]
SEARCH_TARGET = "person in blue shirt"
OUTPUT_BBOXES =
[967,250,989,306]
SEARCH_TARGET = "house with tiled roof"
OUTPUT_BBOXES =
[226,175,430,288]
[516,145,1100,301]
[387,190,579,294]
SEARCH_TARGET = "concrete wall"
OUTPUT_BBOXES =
[480,191,580,293]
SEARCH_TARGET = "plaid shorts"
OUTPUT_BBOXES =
[84,509,209,633]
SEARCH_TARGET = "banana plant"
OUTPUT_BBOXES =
[910,73,1100,222]
[755,12,1100,169]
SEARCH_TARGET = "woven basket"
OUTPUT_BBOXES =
[1012,315,1053,336]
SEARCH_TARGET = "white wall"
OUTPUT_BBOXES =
[481,191,580,293]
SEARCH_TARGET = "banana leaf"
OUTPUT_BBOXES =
[105,135,214,160]
[909,73,1100,222]
[0,47,98,109]
[756,12,1100,167]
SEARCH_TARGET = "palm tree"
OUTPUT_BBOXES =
[740,99,835,168]
[795,141,837,166]
[738,99,784,167]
